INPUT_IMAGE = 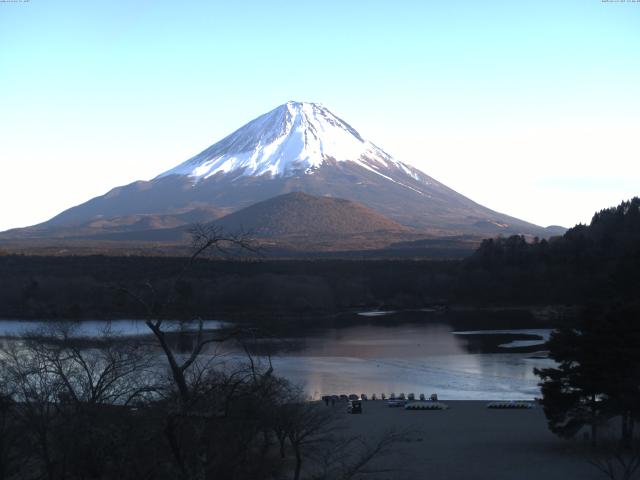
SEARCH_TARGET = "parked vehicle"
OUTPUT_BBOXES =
[348,394,359,401]
[419,394,426,401]
[408,393,415,401]
[399,393,406,400]
[339,394,348,401]
[361,394,368,401]
[371,393,378,401]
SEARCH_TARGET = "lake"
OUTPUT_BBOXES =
[0,310,555,401]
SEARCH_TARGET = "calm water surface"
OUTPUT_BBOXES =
[0,319,229,337]
[266,322,553,400]
[0,314,555,401]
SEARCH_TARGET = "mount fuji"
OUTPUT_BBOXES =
[157,101,423,183]
[2,101,559,246]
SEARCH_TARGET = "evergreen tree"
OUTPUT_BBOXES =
[535,314,609,445]
[535,304,640,446]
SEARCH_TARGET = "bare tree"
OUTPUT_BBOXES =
[590,452,640,480]
[284,402,339,480]
[0,322,163,480]
[1,342,66,480]
[311,429,413,480]
[279,400,413,480]
[101,224,412,480]
[588,434,640,480]
[0,387,24,480]
[21,323,158,406]
[120,223,258,405]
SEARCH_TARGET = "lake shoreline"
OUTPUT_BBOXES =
[0,303,574,328]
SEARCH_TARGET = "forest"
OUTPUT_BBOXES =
[0,198,638,323]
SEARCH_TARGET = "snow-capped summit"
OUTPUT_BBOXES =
[158,101,419,182]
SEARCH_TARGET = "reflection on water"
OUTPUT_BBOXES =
[453,329,551,349]
[0,314,555,400]
[357,310,397,317]
[260,323,554,401]
[277,324,464,357]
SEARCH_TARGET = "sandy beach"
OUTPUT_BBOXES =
[327,400,600,480]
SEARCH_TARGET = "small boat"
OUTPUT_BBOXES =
[487,401,533,409]
[405,401,448,410]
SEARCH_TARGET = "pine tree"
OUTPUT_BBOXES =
[535,305,640,446]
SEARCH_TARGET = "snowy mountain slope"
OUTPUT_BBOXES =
[3,101,555,240]
[157,101,422,187]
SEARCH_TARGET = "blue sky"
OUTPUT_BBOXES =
[1,0,639,230]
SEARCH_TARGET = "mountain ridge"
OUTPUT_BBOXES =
[214,191,411,237]
[1,101,563,243]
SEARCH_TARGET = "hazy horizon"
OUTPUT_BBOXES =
[1,0,639,231]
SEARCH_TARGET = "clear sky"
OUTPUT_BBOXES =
[1,0,638,231]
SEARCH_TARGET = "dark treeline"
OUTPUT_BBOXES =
[1,197,639,321]
[462,197,640,306]
[527,199,640,459]
[0,256,458,320]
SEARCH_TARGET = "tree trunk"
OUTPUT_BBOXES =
[164,415,189,480]
[38,430,56,480]
[146,321,190,403]
[260,430,271,458]
[293,445,302,480]
[590,397,598,447]
[621,412,632,448]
